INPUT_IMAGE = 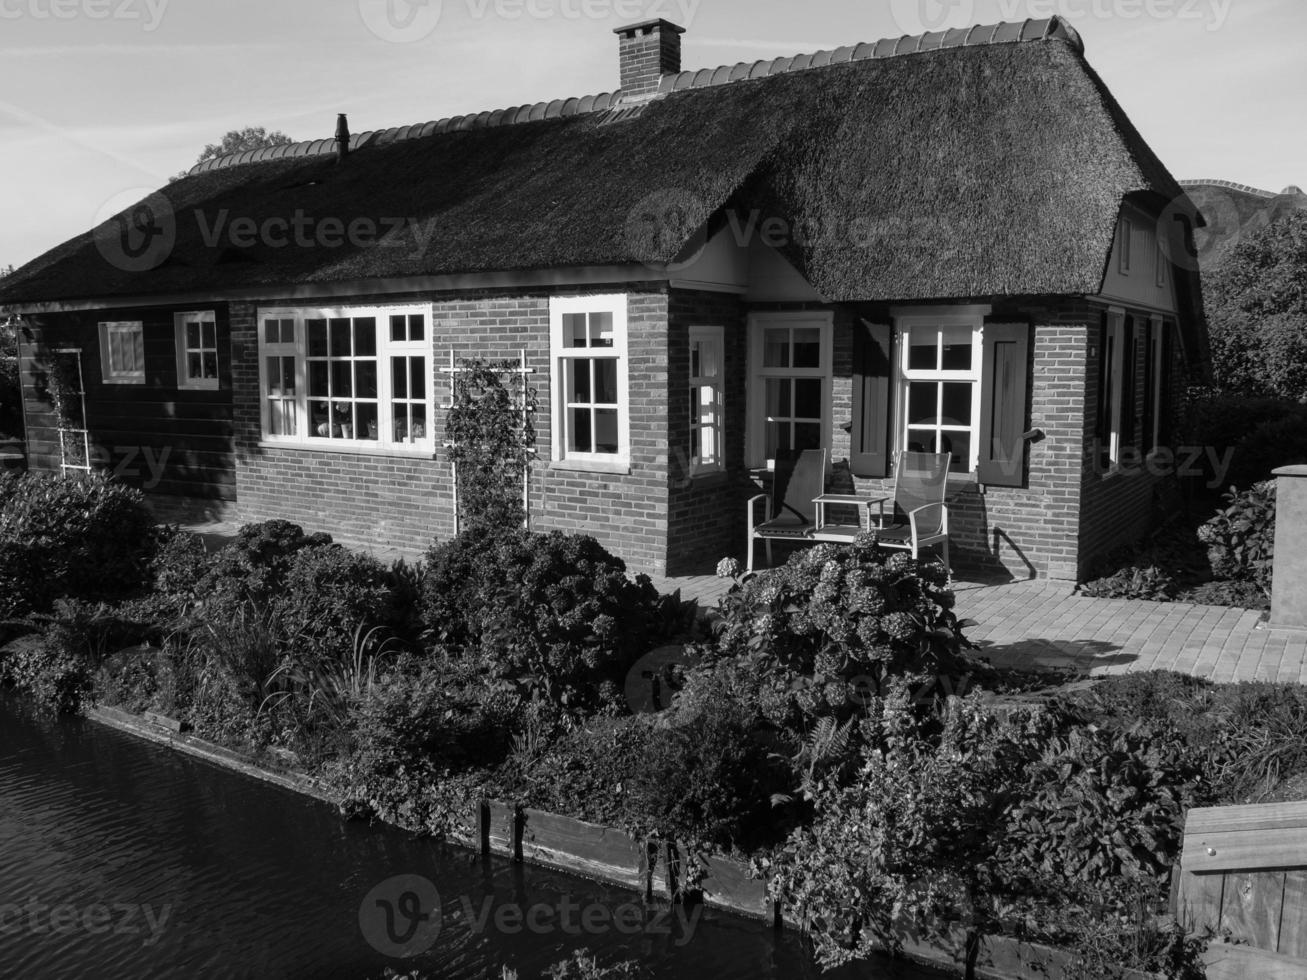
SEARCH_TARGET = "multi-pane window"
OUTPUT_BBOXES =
[174,311,219,389]
[549,295,629,467]
[748,314,832,468]
[263,318,297,437]
[257,306,432,449]
[99,321,144,383]
[388,313,427,444]
[689,326,724,475]
[898,322,983,473]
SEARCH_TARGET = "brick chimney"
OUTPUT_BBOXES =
[613,19,685,102]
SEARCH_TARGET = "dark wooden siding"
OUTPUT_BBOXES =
[19,304,235,501]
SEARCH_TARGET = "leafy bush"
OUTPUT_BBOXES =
[271,544,391,659]
[1180,392,1299,466]
[1079,565,1180,601]
[996,724,1203,895]
[503,705,793,851]
[702,543,971,733]
[1197,481,1275,590]
[198,519,332,611]
[150,526,211,599]
[1,599,160,713]
[0,472,157,609]
[328,662,511,838]
[421,527,669,712]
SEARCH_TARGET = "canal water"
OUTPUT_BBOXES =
[0,695,954,980]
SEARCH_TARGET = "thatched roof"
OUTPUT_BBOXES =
[1,16,1190,308]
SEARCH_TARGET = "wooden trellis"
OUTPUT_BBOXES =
[51,348,91,477]
[440,349,537,535]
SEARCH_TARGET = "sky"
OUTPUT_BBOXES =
[0,0,1303,271]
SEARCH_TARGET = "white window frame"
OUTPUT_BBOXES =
[255,304,434,452]
[891,308,986,475]
[549,294,630,471]
[98,321,145,384]
[174,310,219,390]
[746,311,833,470]
[688,325,725,476]
[1119,217,1133,275]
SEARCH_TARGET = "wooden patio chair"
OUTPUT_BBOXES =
[868,451,952,568]
[746,448,827,572]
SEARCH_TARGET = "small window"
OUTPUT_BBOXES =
[99,321,145,384]
[689,326,724,475]
[1156,243,1168,288]
[549,295,629,469]
[174,311,219,389]
[1119,218,1133,274]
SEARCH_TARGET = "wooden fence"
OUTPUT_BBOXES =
[1177,801,1307,978]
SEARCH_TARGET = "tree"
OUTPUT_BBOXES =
[173,126,295,179]
[0,265,13,278]
[1204,210,1307,401]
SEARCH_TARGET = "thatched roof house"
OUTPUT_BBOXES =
[0,15,1209,581]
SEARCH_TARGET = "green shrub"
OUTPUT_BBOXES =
[1197,482,1275,589]
[503,706,793,851]
[421,527,668,712]
[329,663,509,838]
[704,543,971,732]
[0,599,160,713]
[0,539,43,617]
[1181,392,1299,464]
[1079,565,1180,601]
[199,519,332,611]
[1227,413,1307,489]
[272,544,391,659]
[0,472,156,608]
[150,526,211,599]
[996,724,1203,895]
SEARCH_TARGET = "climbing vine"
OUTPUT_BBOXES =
[445,358,538,534]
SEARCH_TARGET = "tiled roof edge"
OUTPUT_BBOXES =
[188,15,1084,177]
[1179,179,1280,200]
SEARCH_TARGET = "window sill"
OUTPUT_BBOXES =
[686,469,729,487]
[257,440,437,460]
[548,458,632,476]
[178,381,221,392]
[102,377,145,385]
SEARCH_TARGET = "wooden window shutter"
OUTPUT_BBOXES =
[977,322,1030,487]
[1094,313,1110,443]
[850,319,892,478]
[1157,323,1174,446]
[1122,315,1138,448]
[1142,319,1157,456]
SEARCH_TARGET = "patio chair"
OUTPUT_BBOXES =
[746,448,826,572]
[869,451,952,568]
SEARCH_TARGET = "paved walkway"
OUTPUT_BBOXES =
[170,517,1307,686]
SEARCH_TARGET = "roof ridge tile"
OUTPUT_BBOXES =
[187,15,1085,177]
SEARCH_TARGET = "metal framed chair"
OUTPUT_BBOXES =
[746,448,826,572]
[869,451,952,568]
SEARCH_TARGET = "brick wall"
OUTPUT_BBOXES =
[231,285,677,574]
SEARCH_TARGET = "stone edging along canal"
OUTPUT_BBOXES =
[86,703,1158,980]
